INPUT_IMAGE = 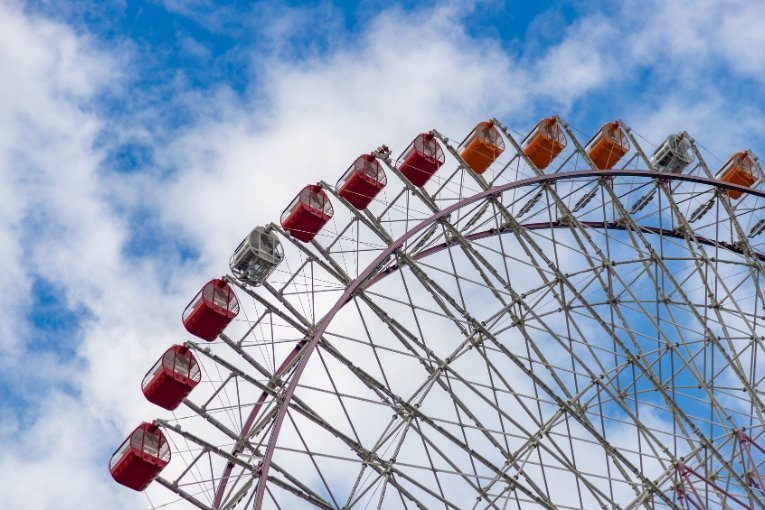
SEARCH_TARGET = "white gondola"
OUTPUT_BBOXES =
[229,226,284,286]
[650,133,694,173]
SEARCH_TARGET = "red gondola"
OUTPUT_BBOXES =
[585,121,630,170]
[281,185,334,243]
[521,117,567,170]
[109,422,170,491]
[459,121,505,174]
[398,133,446,187]
[717,150,762,200]
[142,345,201,410]
[337,154,386,209]
[182,278,239,341]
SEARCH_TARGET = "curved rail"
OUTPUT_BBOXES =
[367,219,765,289]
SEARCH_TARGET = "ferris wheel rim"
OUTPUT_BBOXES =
[367,219,765,288]
[121,106,765,508]
[234,167,765,509]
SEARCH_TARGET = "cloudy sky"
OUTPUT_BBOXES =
[2,0,765,508]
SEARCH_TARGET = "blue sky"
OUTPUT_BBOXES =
[2,0,765,508]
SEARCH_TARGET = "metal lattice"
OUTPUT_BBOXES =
[143,117,765,510]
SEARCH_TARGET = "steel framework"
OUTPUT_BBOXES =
[144,117,765,510]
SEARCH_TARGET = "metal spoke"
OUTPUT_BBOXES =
[137,119,765,510]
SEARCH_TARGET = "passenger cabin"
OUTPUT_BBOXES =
[650,133,694,174]
[110,423,170,491]
[398,133,446,187]
[142,345,201,410]
[459,121,505,174]
[230,226,284,286]
[585,121,630,170]
[717,150,762,200]
[522,117,567,170]
[337,154,386,209]
[182,278,239,341]
[281,185,334,242]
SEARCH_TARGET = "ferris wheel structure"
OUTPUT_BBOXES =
[110,114,765,510]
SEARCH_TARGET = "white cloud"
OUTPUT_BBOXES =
[0,2,158,508]
[0,392,138,510]
[0,1,118,374]
[155,4,527,266]
[623,0,765,83]
[4,0,765,508]
[529,14,619,108]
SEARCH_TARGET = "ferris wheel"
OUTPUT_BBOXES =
[109,114,765,510]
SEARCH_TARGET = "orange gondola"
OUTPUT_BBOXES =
[585,121,630,170]
[459,121,505,174]
[717,150,762,200]
[521,117,567,170]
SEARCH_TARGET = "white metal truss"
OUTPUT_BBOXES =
[144,117,765,510]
